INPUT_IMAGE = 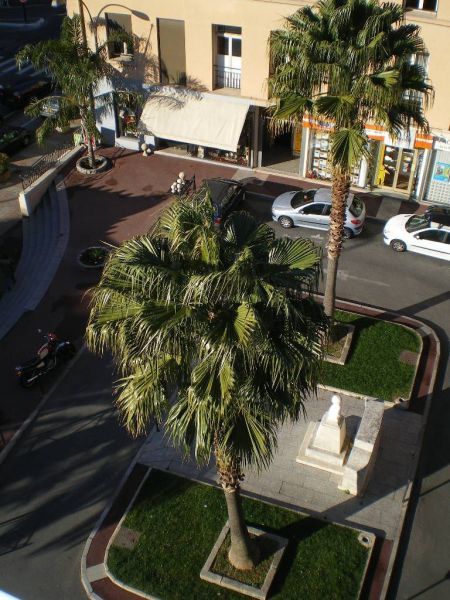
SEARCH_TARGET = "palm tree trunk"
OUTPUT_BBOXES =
[78,0,97,170]
[323,169,350,319]
[80,111,96,169]
[216,449,259,570]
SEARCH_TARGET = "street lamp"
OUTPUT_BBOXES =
[78,1,149,54]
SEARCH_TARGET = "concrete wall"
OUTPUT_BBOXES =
[67,0,450,131]
[19,146,83,217]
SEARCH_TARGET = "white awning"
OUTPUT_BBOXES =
[138,88,250,152]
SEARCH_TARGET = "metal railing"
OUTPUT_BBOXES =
[20,138,77,190]
[214,66,241,90]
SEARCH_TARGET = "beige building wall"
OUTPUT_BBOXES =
[67,0,450,131]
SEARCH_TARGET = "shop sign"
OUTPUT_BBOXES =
[432,162,450,183]
[365,124,386,141]
[302,116,334,131]
[433,136,450,152]
[414,133,433,150]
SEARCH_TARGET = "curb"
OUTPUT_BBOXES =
[79,298,440,600]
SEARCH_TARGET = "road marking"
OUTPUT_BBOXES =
[323,268,390,287]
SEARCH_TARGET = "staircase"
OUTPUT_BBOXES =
[0,180,69,340]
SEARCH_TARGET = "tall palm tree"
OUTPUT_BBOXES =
[269,0,433,318]
[86,193,328,570]
[16,15,118,169]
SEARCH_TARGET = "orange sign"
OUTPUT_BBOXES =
[414,132,434,150]
[365,124,386,141]
[302,116,334,131]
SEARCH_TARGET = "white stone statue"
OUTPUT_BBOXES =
[327,394,342,425]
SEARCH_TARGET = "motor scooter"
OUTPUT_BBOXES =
[15,331,75,388]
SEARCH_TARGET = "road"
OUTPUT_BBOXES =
[0,194,448,600]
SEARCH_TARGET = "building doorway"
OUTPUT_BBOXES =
[377,145,417,193]
[261,118,301,174]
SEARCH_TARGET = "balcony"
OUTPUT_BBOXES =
[214,66,241,90]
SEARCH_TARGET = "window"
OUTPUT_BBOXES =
[417,230,447,242]
[106,13,132,58]
[404,0,438,11]
[232,39,242,58]
[303,204,325,215]
[323,205,332,216]
[214,25,242,90]
[405,215,429,232]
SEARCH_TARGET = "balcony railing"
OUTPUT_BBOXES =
[214,66,241,90]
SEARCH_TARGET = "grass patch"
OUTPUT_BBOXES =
[108,470,368,600]
[211,531,279,588]
[320,310,421,401]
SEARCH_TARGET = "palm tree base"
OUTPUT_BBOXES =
[200,523,288,599]
[76,155,109,175]
[228,536,261,570]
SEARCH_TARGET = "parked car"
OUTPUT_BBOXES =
[0,126,33,155]
[383,214,450,261]
[271,187,366,238]
[424,204,450,227]
[0,77,54,108]
[202,178,246,225]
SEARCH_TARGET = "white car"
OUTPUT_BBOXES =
[383,214,450,261]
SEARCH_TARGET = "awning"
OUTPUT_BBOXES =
[138,88,249,152]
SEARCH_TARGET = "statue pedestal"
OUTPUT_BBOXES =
[296,395,350,475]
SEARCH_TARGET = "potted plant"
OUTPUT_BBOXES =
[78,246,109,269]
[0,153,11,183]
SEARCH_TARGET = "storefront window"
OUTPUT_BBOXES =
[116,91,143,138]
[307,131,361,183]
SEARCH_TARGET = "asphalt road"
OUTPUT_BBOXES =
[0,196,448,599]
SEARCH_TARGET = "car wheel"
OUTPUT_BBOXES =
[390,239,407,252]
[278,216,294,228]
[343,227,353,240]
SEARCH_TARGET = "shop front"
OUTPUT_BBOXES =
[137,87,254,167]
[424,133,450,206]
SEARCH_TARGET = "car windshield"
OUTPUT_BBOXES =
[349,197,364,217]
[405,215,429,233]
[291,190,315,209]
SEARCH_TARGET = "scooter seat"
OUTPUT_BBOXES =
[17,357,43,370]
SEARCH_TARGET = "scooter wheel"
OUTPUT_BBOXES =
[20,374,37,388]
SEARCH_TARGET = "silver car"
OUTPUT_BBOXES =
[271,188,366,238]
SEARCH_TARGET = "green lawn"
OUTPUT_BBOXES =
[320,311,421,401]
[108,470,368,600]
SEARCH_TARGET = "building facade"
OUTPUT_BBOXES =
[66,0,450,205]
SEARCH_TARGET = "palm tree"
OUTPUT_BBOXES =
[86,193,328,570]
[16,15,118,169]
[269,0,433,318]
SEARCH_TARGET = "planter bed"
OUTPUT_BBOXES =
[320,310,421,402]
[107,469,370,600]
